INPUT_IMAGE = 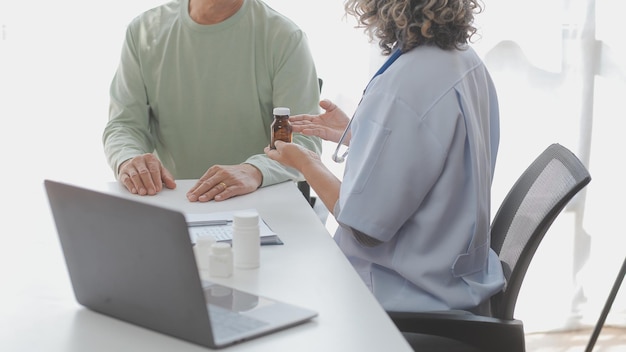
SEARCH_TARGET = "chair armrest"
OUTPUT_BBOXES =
[387,310,525,352]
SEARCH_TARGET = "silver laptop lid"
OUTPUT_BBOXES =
[45,179,215,347]
[44,180,316,349]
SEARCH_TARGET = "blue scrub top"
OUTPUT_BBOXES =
[334,45,505,312]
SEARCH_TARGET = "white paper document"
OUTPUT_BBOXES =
[185,209,282,245]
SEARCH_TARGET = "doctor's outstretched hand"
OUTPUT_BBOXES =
[289,99,351,145]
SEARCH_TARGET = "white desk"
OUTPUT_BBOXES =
[0,179,412,352]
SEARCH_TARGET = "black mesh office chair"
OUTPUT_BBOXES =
[388,143,592,352]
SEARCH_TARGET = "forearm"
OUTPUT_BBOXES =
[104,23,155,176]
[103,134,143,177]
[299,160,341,216]
[103,117,154,176]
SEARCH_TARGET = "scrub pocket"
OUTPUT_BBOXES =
[347,119,391,194]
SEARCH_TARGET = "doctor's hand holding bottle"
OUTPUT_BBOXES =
[264,98,356,213]
[264,137,341,216]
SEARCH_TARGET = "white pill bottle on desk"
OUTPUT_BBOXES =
[209,242,233,278]
[194,236,215,272]
[232,210,260,269]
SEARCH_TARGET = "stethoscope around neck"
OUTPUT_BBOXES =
[331,121,352,163]
[331,48,403,163]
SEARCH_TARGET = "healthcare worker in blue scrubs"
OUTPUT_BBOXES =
[265,0,505,314]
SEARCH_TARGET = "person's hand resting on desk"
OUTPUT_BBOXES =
[119,154,262,202]
[118,153,176,196]
[186,163,263,203]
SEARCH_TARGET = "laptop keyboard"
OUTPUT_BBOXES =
[209,305,269,339]
[190,225,233,242]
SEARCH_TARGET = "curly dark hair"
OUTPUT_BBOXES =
[344,0,483,54]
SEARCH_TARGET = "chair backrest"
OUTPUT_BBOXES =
[489,143,591,319]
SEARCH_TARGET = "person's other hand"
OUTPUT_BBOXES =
[186,164,263,202]
[264,141,321,172]
[289,99,351,145]
[118,153,176,195]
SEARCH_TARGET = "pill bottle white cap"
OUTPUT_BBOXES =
[273,107,290,116]
[233,210,259,228]
[196,236,215,245]
[211,242,232,254]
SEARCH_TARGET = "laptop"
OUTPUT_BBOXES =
[44,179,317,349]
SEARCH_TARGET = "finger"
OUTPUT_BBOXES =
[126,167,148,195]
[214,182,237,201]
[289,124,309,134]
[135,163,157,195]
[144,156,164,194]
[289,114,313,122]
[197,181,229,202]
[187,179,201,195]
[289,119,312,127]
[187,168,217,194]
[273,140,286,150]
[119,173,137,194]
[161,166,177,190]
[264,146,279,160]
[146,158,163,193]
[299,127,325,138]
[187,178,220,202]
[187,177,207,196]
[319,99,336,112]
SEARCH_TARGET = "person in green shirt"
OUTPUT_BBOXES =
[103,0,322,202]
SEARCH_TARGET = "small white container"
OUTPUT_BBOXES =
[232,210,260,269]
[209,242,233,278]
[193,236,215,272]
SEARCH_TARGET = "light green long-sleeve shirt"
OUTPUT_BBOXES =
[103,0,321,186]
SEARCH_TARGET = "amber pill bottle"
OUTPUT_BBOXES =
[270,107,292,149]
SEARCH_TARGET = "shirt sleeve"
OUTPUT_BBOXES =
[245,29,322,187]
[103,21,155,177]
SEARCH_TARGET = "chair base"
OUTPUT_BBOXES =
[389,311,526,352]
[403,333,482,352]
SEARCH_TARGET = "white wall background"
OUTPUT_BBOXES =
[1,0,623,335]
